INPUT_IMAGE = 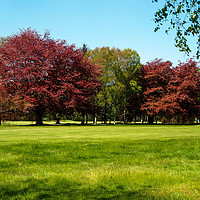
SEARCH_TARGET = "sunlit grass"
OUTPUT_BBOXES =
[0,123,200,199]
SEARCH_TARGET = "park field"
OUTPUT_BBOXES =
[0,123,200,199]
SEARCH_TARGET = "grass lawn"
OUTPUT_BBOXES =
[0,123,200,199]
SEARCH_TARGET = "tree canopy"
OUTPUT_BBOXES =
[86,47,142,123]
[142,58,200,124]
[141,59,173,118]
[153,0,200,58]
[0,28,199,125]
[0,28,101,125]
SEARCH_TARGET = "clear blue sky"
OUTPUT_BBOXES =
[0,0,196,65]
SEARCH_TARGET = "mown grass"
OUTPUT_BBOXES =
[0,123,200,199]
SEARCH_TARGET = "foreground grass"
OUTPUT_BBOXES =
[0,124,200,199]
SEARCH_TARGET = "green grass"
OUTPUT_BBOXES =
[0,123,200,199]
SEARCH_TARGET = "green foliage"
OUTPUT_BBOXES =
[86,47,142,123]
[153,0,200,58]
[0,124,200,199]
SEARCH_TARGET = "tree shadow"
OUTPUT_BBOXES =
[0,177,167,200]
[1,120,200,127]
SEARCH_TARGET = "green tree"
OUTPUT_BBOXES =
[153,0,200,58]
[86,47,116,123]
[86,47,142,124]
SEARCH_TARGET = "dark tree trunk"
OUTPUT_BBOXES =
[134,114,137,124]
[35,108,44,125]
[155,116,158,124]
[81,112,85,125]
[109,105,112,124]
[148,116,154,124]
[56,118,61,124]
[86,113,88,125]
[104,102,107,124]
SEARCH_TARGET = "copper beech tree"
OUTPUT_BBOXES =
[0,29,101,125]
[0,91,26,125]
[160,59,200,123]
[142,59,200,124]
[141,59,173,123]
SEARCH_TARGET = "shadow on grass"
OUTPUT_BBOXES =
[3,121,200,127]
[0,177,166,200]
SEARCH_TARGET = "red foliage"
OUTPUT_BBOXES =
[142,59,200,123]
[141,59,173,116]
[161,59,200,121]
[0,28,101,125]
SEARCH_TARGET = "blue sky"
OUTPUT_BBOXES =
[0,0,197,65]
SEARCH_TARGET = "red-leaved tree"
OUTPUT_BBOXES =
[141,59,173,123]
[160,59,200,123]
[141,59,200,124]
[0,28,101,125]
[0,89,26,125]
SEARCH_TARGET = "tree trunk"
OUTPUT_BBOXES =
[123,109,126,124]
[134,115,137,124]
[104,102,107,124]
[56,118,61,124]
[141,116,144,124]
[86,113,88,125]
[35,107,44,125]
[93,114,97,125]
[113,106,116,125]
[109,105,112,124]
[81,112,85,125]
[148,116,154,124]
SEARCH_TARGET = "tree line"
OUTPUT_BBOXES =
[0,28,199,125]
[85,48,200,124]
